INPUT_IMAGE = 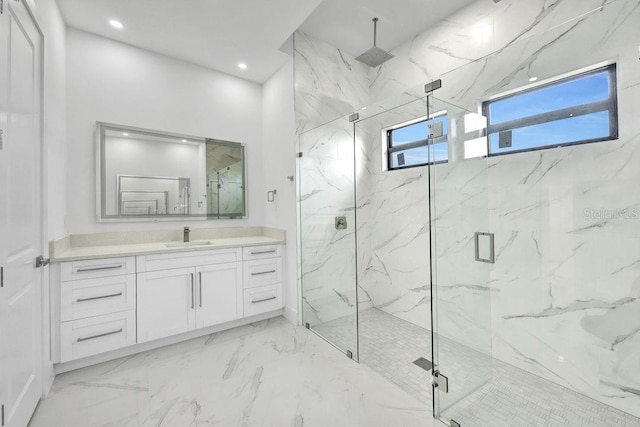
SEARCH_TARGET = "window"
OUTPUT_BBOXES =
[482,64,618,155]
[387,113,448,170]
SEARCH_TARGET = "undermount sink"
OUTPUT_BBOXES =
[164,240,212,248]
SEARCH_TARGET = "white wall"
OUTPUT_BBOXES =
[261,59,298,323]
[37,0,67,243]
[66,28,264,233]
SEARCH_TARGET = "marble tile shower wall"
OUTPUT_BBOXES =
[299,117,372,326]
[295,33,372,326]
[294,0,640,417]
[420,0,640,417]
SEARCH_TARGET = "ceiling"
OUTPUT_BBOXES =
[56,0,477,84]
[299,0,477,59]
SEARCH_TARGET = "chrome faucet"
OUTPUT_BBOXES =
[183,227,191,242]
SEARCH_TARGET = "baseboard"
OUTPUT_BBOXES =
[283,306,298,325]
[55,309,283,374]
[43,361,55,396]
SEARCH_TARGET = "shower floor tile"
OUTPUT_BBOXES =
[312,308,640,427]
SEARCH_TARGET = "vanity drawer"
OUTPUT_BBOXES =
[242,245,281,261]
[61,257,136,281]
[60,311,136,363]
[137,247,242,272]
[60,275,136,322]
[243,284,282,317]
[243,258,282,289]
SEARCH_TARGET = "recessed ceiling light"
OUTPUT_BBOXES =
[181,139,187,142]
[123,133,129,136]
[109,20,124,29]
[238,63,248,70]
[529,77,539,82]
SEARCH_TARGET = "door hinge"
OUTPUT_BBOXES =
[35,256,50,268]
[305,322,310,329]
[1,403,4,427]
[297,152,303,158]
[346,350,353,359]
[348,112,359,122]
[433,370,449,393]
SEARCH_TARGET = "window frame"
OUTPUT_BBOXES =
[482,63,618,157]
[386,111,449,171]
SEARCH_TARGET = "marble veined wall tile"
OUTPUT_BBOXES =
[299,118,361,327]
[294,32,370,135]
[369,0,622,104]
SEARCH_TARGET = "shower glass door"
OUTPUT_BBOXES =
[427,95,493,424]
[299,115,359,359]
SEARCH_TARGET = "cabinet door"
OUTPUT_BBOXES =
[137,267,196,343]
[196,262,243,328]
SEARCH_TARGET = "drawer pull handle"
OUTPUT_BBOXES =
[199,272,203,308]
[191,273,195,309]
[251,270,276,276]
[77,328,123,342]
[76,265,123,273]
[77,292,123,302]
[250,249,277,255]
[252,296,276,304]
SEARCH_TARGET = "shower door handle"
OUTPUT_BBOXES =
[474,232,495,263]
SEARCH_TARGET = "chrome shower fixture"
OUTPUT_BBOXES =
[355,17,394,67]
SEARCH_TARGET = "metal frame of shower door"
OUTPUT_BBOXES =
[426,92,441,419]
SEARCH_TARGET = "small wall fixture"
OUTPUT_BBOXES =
[267,189,277,202]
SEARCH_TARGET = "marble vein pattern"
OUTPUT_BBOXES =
[314,309,640,427]
[293,32,370,135]
[295,0,640,419]
[29,317,432,427]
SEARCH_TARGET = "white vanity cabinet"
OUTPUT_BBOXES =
[52,242,284,369]
[58,257,137,363]
[242,245,283,317]
[136,248,243,343]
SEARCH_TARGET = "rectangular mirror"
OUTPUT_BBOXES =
[97,122,246,221]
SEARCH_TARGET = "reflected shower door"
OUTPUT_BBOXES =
[299,115,359,359]
[428,95,493,424]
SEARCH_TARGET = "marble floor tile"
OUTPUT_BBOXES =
[313,308,640,427]
[29,317,433,427]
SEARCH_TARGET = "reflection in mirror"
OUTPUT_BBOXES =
[206,140,246,219]
[98,123,246,220]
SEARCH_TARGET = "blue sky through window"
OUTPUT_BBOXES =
[389,114,449,168]
[487,65,616,155]
[489,71,610,124]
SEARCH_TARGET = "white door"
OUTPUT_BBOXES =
[137,268,196,343]
[196,262,242,328]
[0,0,44,426]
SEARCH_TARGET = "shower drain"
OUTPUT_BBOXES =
[413,357,433,371]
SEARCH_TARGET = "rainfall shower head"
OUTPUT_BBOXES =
[356,17,394,67]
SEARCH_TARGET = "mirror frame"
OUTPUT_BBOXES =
[96,122,247,222]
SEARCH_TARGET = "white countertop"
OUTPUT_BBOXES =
[50,227,286,262]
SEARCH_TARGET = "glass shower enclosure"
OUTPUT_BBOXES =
[299,90,493,424]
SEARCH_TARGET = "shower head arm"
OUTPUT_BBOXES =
[373,17,379,47]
